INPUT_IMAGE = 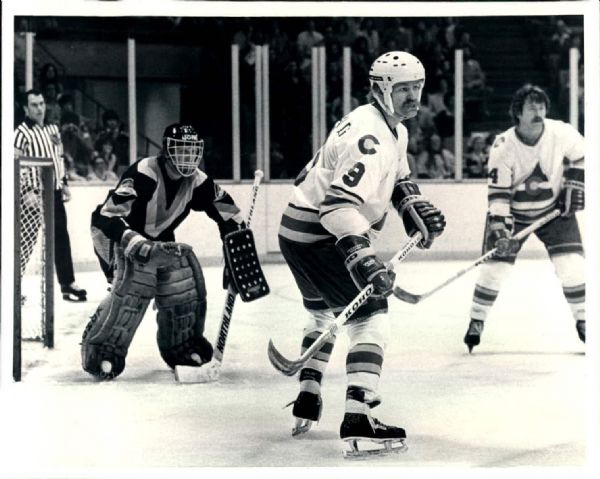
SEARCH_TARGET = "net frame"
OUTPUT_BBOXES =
[13,156,55,382]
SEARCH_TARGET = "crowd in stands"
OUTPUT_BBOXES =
[16,16,581,183]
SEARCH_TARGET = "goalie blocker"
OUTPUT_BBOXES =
[223,229,269,302]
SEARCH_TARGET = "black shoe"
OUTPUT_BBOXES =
[61,284,87,302]
[464,319,484,353]
[576,320,585,343]
[340,412,406,442]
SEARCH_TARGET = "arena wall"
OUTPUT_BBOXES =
[67,182,560,270]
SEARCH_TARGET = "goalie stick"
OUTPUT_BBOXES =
[175,170,264,383]
[393,208,561,305]
[267,232,423,377]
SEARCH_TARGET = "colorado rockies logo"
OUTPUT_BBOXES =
[524,176,545,196]
[358,135,380,155]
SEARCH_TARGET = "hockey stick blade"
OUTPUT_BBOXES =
[392,287,421,304]
[392,209,561,305]
[267,339,307,376]
[267,233,423,377]
[174,359,222,384]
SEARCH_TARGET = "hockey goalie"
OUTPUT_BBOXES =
[81,123,258,379]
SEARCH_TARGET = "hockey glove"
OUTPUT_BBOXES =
[392,180,446,249]
[222,264,237,293]
[559,168,584,217]
[486,215,519,257]
[336,234,394,298]
[121,229,156,263]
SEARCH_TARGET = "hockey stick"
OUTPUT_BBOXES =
[175,170,264,383]
[267,232,423,377]
[393,208,561,304]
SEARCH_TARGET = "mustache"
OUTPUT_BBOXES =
[532,116,543,122]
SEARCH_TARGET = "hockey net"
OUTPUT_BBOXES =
[14,157,55,381]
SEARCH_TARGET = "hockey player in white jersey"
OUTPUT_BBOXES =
[278,51,446,456]
[464,84,585,352]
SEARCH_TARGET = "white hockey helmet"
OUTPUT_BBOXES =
[369,51,425,115]
[162,123,204,177]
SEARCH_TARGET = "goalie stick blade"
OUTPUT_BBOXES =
[392,286,422,304]
[174,360,222,384]
[267,339,303,376]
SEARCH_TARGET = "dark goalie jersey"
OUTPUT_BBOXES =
[91,155,243,265]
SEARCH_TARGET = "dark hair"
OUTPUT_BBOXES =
[23,88,44,105]
[509,84,550,124]
[102,109,120,124]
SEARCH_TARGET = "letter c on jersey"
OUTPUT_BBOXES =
[358,135,380,155]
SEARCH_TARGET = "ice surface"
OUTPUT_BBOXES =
[0,260,587,477]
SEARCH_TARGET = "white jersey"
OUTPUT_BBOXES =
[279,103,411,244]
[487,118,584,223]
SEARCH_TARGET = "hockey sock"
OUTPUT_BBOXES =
[346,343,384,408]
[299,330,336,393]
[562,284,585,322]
[469,284,499,321]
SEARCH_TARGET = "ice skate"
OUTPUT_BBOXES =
[61,283,87,302]
[464,319,484,353]
[286,391,322,437]
[576,320,585,343]
[340,411,407,459]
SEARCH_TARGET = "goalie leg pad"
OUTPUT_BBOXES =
[155,252,213,369]
[81,250,157,379]
[223,229,270,302]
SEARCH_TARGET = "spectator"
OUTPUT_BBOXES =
[297,19,324,59]
[96,109,129,173]
[58,93,80,127]
[39,63,63,96]
[464,133,489,178]
[463,47,491,124]
[356,18,380,56]
[87,156,119,184]
[61,122,90,180]
[42,81,61,126]
[94,137,118,172]
[416,133,455,179]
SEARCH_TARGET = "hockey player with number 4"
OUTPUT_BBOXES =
[81,123,258,380]
[464,84,585,353]
[277,51,446,457]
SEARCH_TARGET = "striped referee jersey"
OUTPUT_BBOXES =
[14,117,66,191]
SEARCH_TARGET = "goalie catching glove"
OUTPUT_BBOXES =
[485,215,520,258]
[392,180,446,249]
[559,168,584,217]
[336,235,395,298]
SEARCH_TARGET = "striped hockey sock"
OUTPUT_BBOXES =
[346,343,384,408]
[470,284,500,321]
[299,330,336,393]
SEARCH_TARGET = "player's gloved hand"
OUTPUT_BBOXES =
[336,234,394,297]
[392,180,446,248]
[487,215,519,257]
[559,168,584,217]
[222,264,237,293]
[190,335,214,366]
[121,229,155,263]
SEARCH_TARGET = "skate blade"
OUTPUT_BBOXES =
[342,438,408,459]
[292,418,313,437]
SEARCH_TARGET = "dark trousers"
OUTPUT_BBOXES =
[54,190,75,286]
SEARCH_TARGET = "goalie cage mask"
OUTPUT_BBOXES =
[163,123,204,177]
[223,229,270,302]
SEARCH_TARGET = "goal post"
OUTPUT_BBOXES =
[13,156,55,382]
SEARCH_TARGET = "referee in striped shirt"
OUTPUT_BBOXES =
[14,89,87,302]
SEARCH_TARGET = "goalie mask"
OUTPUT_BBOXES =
[369,51,425,117]
[162,123,204,177]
